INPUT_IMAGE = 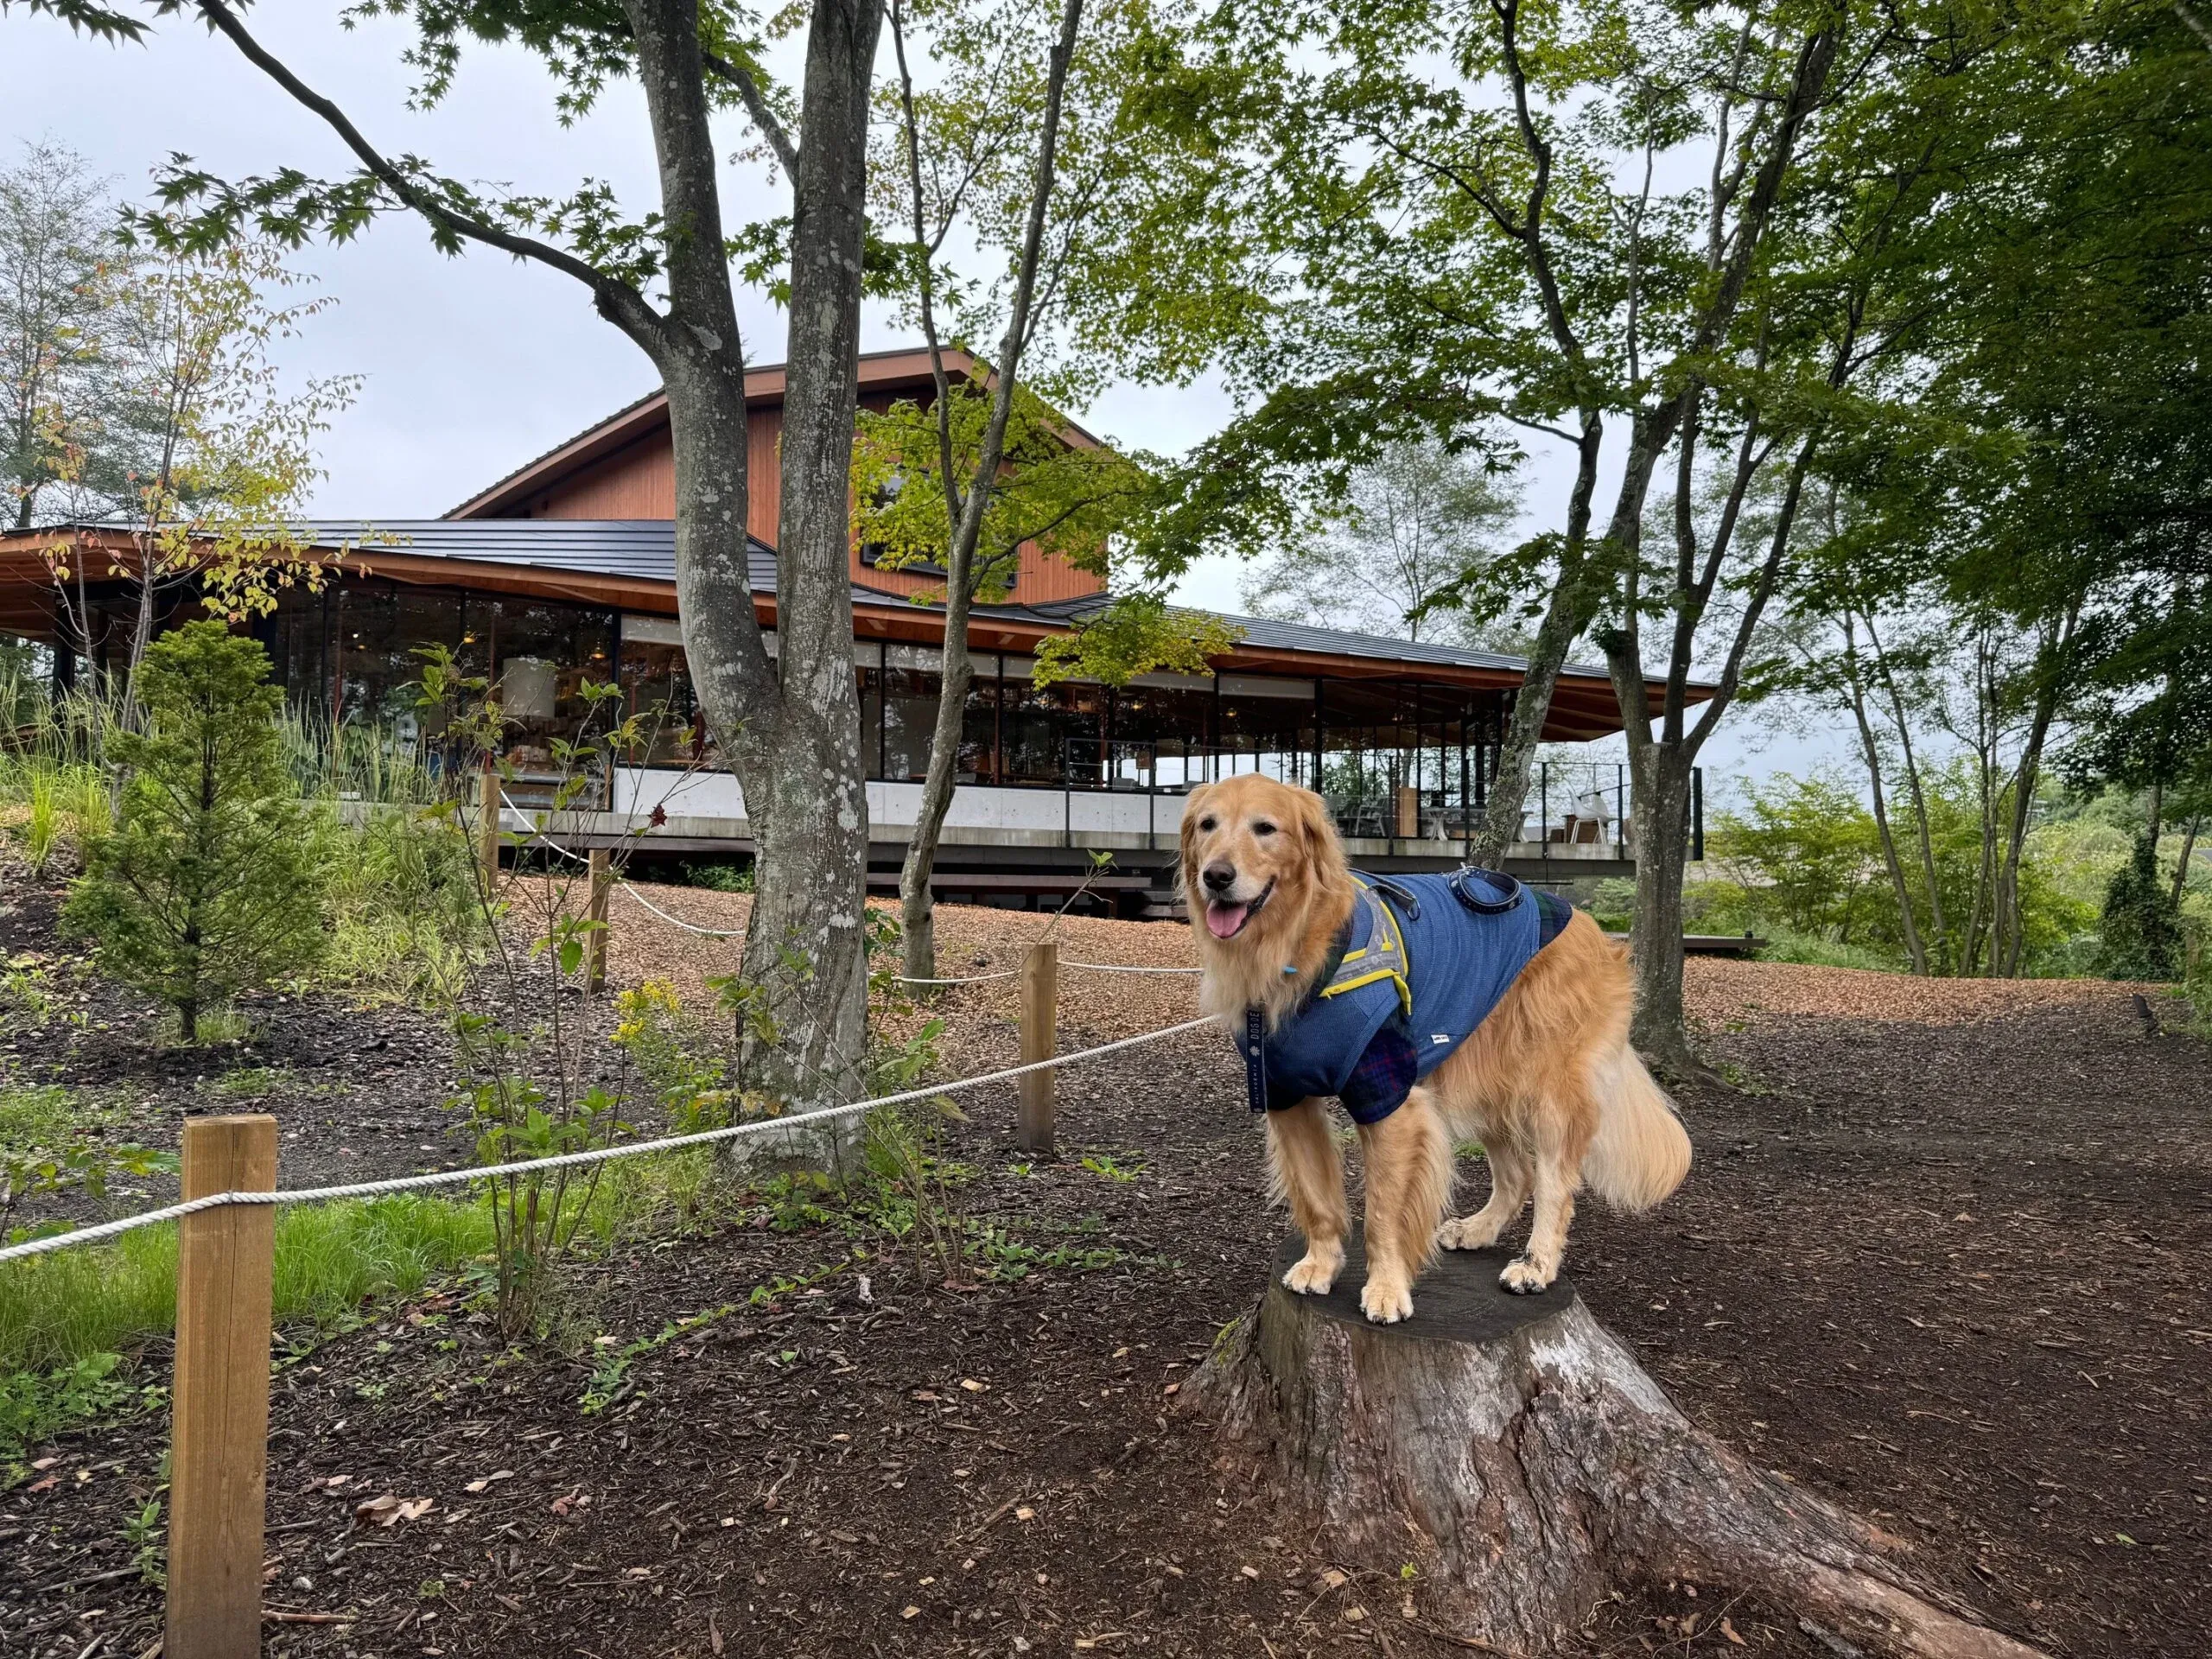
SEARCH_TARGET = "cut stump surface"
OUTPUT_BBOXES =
[1193,1234,2048,1659]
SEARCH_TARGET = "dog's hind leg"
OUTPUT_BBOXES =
[1499,1141,1582,1294]
[1268,1097,1349,1294]
[1356,1090,1454,1324]
[1438,1137,1530,1253]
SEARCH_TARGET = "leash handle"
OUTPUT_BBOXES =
[1447,865,1526,915]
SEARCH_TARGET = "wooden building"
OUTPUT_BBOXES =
[0,347,1702,906]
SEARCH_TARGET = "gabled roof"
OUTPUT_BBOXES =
[446,345,1081,521]
[295,518,775,588]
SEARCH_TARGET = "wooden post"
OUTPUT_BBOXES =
[1395,785,1421,839]
[586,846,612,993]
[1017,939,1057,1155]
[478,766,501,887]
[168,1116,278,1659]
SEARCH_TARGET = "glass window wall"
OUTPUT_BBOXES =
[258,585,1520,835]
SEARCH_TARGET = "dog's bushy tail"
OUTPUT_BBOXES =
[1584,1044,1691,1212]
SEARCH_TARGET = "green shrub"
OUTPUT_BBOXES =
[64,624,327,1040]
[682,858,754,893]
[1708,774,1888,944]
[2095,831,2183,980]
[1751,929,1898,971]
[0,1351,137,1464]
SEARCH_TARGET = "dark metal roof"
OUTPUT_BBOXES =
[284,518,1638,683]
[1008,592,1622,680]
[290,518,897,608]
[26,516,1647,687]
[295,518,696,584]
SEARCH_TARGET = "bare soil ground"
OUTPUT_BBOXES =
[3,861,2207,1658]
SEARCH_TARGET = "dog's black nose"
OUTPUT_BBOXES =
[1202,861,1236,893]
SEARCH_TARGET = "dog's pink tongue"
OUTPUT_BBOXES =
[1205,901,1249,940]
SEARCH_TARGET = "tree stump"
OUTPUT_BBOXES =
[1191,1235,2046,1659]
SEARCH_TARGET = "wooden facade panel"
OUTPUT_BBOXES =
[531,431,676,519]
[1011,538,1107,601]
[747,406,781,544]
[489,367,1106,605]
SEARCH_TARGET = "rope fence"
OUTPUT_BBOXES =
[3,782,1229,1656]
[0,1013,1217,1268]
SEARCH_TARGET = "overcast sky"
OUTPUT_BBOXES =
[7,6,1833,793]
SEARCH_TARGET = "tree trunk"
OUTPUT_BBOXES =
[2171,814,2201,909]
[1847,653,1927,974]
[1471,603,1580,865]
[900,630,972,987]
[1866,628,1955,982]
[893,0,1084,988]
[1627,752,1696,1075]
[1193,1235,2047,1659]
[724,0,885,1128]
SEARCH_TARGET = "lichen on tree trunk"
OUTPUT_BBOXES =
[1191,1236,2046,1659]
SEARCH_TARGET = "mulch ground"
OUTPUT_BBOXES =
[3,850,2208,1658]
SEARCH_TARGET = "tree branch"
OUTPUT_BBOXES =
[701,46,802,179]
[191,0,666,352]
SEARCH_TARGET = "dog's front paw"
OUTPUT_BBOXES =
[1281,1248,1343,1296]
[1498,1255,1554,1295]
[1437,1215,1501,1253]
[1359,1276,1414,1324]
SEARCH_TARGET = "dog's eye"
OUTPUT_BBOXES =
[1253,821,1277,836]
[1198,817,1217,833]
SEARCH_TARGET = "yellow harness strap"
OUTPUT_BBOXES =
[1317,877,1414,1017]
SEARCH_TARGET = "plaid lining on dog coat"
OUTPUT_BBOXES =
[1234,869,1572,1125]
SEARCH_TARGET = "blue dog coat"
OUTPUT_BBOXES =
[1233,869,1571,1124]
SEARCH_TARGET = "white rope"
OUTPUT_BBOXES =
[1065,962,1203,976]
[498,789,744,937]
[898,960,1203,986]
[0,1014,1222,1267]
[616,880,744,938]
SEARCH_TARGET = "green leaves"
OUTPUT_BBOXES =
[62,625,329,1040]
[851,372,1155,600]
[1029,592,1242,687]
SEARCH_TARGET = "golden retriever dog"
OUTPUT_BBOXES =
[1181,774,1690,1322]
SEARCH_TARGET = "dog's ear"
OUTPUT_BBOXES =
[1287,783,1339,860]
[1178,784,1213,895]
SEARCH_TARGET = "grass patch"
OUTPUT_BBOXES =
[314,806,486,1007]
[0,1351,144,1467]
[0,1083,79,1144]
[155,1007,264,1049]
[1750,929,1899,971]
[206,1065,292,1101]
[0,1193,494,1377]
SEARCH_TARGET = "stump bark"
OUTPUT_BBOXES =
[1192,1235,2046,1659]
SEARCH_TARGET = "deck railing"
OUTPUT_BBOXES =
[1042,744,1700,862]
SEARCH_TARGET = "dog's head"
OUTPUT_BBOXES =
[1179,774,1344,950]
